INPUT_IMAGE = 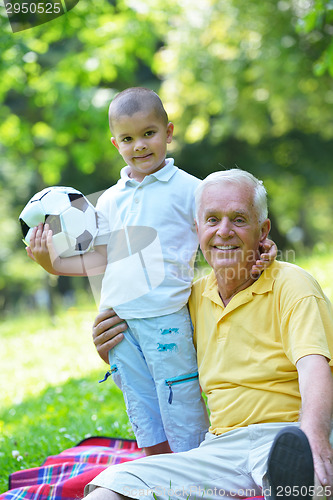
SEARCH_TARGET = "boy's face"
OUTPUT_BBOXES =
[111,110,174,182]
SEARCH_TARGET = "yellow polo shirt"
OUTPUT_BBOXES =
[189,260,333,435]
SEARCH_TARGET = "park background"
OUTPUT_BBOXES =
[0,0,333,490]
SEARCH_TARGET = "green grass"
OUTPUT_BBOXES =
[1,250,332,493]
[0,304,134,493]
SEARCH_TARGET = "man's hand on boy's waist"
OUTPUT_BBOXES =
[92,309,127,364]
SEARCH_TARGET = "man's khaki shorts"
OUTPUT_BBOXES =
[84,422,300,500]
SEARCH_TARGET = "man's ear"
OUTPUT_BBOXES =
[195,219,199,234]
[111,137,119,150]
[166,122,174,144]
[260,219,271,242]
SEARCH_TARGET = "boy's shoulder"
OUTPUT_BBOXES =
[95,180,122,207]
[170,168,202,197]
[147,158,202,193]
[174,166,202,185]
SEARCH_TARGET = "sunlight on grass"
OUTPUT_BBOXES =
[0,302,134,492]
[296,252,333,302]
[1,306,106,407]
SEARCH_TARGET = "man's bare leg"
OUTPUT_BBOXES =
[144,440,172,456]
[85,487,131,500]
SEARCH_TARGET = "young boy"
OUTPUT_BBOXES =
[28,87,275,456]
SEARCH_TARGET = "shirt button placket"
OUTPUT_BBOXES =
[130,185,141,213]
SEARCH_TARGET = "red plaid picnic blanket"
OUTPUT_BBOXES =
[0,437,144,500]
[0,436,264,500]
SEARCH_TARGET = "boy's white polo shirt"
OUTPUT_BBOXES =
[95,158,201,319]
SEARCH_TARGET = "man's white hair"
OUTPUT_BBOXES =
[195,168,268,223]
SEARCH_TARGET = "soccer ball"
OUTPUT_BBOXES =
[19,186,98,258]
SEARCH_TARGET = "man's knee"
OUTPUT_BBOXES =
[84,486,131,500]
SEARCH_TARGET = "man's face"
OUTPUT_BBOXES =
[111,110,174,182]
[196,182,270,277]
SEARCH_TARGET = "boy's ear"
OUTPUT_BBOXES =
[166,122,174,144]
[111,137,119,150]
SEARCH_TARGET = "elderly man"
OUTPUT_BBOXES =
[85,169,333,499]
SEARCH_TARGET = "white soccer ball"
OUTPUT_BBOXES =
[19,186,98,258]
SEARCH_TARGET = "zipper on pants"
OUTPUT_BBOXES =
[99,364,118,383]
[165,372,199,404]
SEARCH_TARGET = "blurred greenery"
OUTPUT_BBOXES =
[0,0,332,312]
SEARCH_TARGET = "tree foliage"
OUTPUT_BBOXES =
[0,0,332,310]
[155,0,333,143]
[296,0,333,77]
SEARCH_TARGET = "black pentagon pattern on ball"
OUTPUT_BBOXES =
[20,219,31,239]
[45,214,62,235]
[75,230,93,251]
[68,193,89,212]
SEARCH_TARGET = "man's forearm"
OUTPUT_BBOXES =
[297,354,333,436]
[297,354,333,487]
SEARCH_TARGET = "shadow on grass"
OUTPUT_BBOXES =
[0,372,134,493]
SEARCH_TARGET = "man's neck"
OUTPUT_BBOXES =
[215,267,257,306]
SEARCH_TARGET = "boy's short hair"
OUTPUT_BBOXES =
[109,87,169,131]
